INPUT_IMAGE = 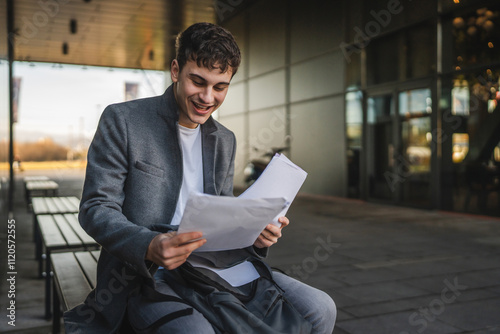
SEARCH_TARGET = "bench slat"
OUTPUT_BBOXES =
[64,213,97,245]
[44,198,60,214]
[32,197,80,215]
[32,197,49,214]
[67,196,81,209]
[91,250,100,261]
[24,176,50,183]
[52,198,68,213]
[59,197,78,213]
[38,215,67,248]
[52,215,81,247]
[51,252,93,311]
[26,180,59,190]
[74,251,98,289]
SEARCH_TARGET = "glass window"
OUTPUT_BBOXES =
[399,88,432,116]
[345,51,362,90]
[367,23,436,85]
[401,117,432,173]
[452,79,470,115]
[366,33,400,85]
[448,68,500,215]
[442,0,486,13]
[452,133,469,163]
[344,0,363,42]
[368,94,393,123]
[452,5,500,71]
[366,94,394,200]
[346,91,363,146]
[405,23,436,79]
[346,91,363,198]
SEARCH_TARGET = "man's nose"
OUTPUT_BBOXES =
[199,87,215,104]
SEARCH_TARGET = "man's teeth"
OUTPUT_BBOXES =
[193,102,210,110]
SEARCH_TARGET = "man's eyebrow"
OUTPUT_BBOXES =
[188,73,230,86]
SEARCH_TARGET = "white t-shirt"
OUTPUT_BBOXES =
[170,124,204,226]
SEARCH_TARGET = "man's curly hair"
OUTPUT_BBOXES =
[175,22,241,77]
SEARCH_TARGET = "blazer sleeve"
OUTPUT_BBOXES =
[79,105,160,278]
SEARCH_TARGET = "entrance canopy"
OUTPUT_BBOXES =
[4,0,217,70]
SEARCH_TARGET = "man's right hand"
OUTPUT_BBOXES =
[146,231,206,270]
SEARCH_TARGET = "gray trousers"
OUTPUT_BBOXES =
[127,269,337,333]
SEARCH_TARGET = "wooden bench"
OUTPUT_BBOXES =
[23,175,50,183]
[25,180,59,209]
[32,196,80,243]
[24,176,52,209]
[37,213,100,319]
[51,250,99,334]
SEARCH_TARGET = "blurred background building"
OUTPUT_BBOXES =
[1,0,499,220]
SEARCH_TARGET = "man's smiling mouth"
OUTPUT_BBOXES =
[192,101,213,112]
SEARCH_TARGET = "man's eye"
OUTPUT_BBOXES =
[214,86,226,92]
[193,81,203,86]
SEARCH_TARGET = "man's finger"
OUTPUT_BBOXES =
[170,231,204,246]
[162,254,190,270]
[260,228,279,242]
[278,217,289,229]
[178,238,207,253]
[161,238,206,267]
[264,224,281,237]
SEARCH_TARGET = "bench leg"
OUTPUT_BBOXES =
[26,188,32,211]
[33,215,38,242]
[52,278,61,334]
[35,223,41,261]
[45,250,52,319]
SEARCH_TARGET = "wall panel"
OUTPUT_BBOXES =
[290,96,346,196]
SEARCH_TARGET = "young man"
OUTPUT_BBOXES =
[65,22,336,333]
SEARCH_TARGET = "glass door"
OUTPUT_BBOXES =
[364,88,433,207]
[366,94,394,201]
[397,88,432,207]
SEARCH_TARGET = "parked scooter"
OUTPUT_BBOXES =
[244,146,289,186]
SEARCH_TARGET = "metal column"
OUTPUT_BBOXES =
[7,0,14,214]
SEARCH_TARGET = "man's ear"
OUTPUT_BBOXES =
[171,59,179,83]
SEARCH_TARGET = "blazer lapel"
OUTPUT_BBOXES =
[202,118,218,195]
[158,85,220,196]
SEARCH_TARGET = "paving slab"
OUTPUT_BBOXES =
[437,298,500,332]
[336,310,463,334]
[1,171,500,333]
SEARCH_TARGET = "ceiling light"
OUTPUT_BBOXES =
[70,19,77,34]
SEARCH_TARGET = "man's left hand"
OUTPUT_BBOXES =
[254,216,289,248]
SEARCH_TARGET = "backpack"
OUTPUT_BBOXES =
[133,224,313,334]
[178,259,311,333]
[137,258,312,334]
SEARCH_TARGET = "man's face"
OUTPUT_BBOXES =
[171,59,232,129]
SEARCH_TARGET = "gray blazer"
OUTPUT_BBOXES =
[64,85,263,333]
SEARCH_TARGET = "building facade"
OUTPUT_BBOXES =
[218,0,500,217]
[1,0,499,218]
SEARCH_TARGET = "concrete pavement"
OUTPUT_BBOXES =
[1,170,500,333]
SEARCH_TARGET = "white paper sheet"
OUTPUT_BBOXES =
[239,153,308,226]
[177,193,286,252]
[188,258,260,287]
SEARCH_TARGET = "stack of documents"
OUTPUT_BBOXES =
[178,154,307,252]
[239,153,308,225]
